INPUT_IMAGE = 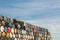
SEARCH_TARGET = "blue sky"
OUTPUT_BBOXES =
[0,0,60,40]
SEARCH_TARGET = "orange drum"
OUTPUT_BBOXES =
[6,32,10,38]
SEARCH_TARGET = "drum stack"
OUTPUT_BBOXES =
[0,16,52,40]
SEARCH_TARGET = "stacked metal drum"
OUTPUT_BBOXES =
[0,16,52,40]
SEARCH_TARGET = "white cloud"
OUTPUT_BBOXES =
[11,0,60,9]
